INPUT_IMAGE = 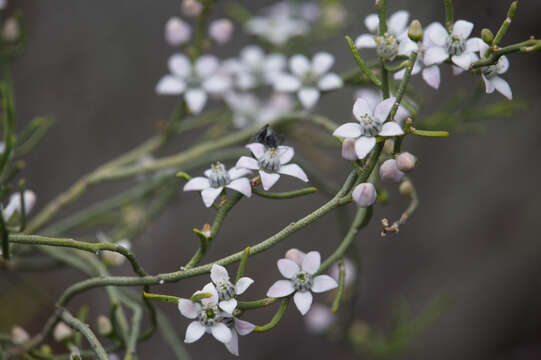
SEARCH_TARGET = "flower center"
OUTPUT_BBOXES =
[216,279,236,301]
[482,64,499,79]
[293,271,313,292]
[303,71,319,87]
[208,162,231,188]
[198,305,221,327]
[359,113,382,136]
[446,34,466,56]
[258,147,281,172]
[375,33,398,62]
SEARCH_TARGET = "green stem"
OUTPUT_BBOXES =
[58,309,108,360]
[253,298,290,332]
[376,0,387,34]
[492,1,517,47]
[411,129,450,137]
[143,292,180,304]
[444,0,454,32]
[331,258,345,314]
[345,36,382,87]
[237,297,279,310]
[472,39,540,68]
[252,187,317,199]
[235,247,250,282]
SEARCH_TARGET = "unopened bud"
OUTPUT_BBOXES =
[352,183,377,208]
[102,239,130,267]
[11,326,30,345]
[395,152,416,172]
[2,17,19,42]
[53,322,73,342]
[408,20,423,42]
[341,138,357,161]
[70,348,81,360]
[201,223,211,238]
[165,17,191,46]
[97,315,113,336]
[399,180,414,197]
[209,19,234,45]
[285,248,306,266]
[481,28,494,45]
[181,0,203,17]
[379,159,404,184]
[382,139,394,155]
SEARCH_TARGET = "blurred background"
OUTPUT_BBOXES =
[2,0,541,359]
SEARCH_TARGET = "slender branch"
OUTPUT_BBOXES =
[492,1,517,48]
[331,258,345,314]
[472,39,540,68]
[143,292,181,304]
[235,247,250,282]
[237,297,279,310]
[252,187,317,199]
[444,0,454,32]
[345,36,382,87]
[253,298,290,332]
[58,309,108,360]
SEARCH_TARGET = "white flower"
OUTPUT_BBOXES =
[352,183,377,208]
[424,20,481,70]
[354,88,410,124]
[156,54,230,114]
[0,0,6,10]
[236,143,308,191]
[183,162,252,207]
[305,304,335,334]
[53,322,73,342]
[178,283,233,344]
[225,92,293,129]
[355,10,416,62]
[210,264,254,314]
[3,190,36,220]
[209,19,234,45]
[165,17,191,46]
[274,52,343,109]
[224,46,286,90]
[478,41,512,100]
[266,251,338,315]
[221,313,256,356]
[333,97,403,160]
[393,22,443,89]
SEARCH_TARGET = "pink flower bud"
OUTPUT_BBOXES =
[11,326,30,345]
[285,248,305,266]
[209,19,234,44]
[341,138,357,160]
[395,152,416,172]
[165,17,191,46]
[305,304,335,334]
[352,183,377,208]
[2,18,19,42]
[181,0,203,17]
[379,159,404,184]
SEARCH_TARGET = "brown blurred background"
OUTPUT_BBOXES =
[2,0,541,359]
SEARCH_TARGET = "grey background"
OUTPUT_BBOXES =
[2,0,541,359]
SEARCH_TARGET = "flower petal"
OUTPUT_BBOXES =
[427,22,448,46]
[298,87,320,109]
[195,55,219,78]
[374,97,396,123]
[219,299,237,314]
[491,76,512,100]
[293,291,313,315]
[482,75,495,94]
[184,321,206,343]
[236,156,259,170]
[183,177,210,191]
[379,122,404,136]
[259,170,280,191]
[201,187,223,208]
[285,248,306,266]
[341,138,357,161]
[388,10,409,35]
[168,54,191,78]
[200,283,219,307]
[156,75,186,95]
[355,34,377,48]
[235,318,256,336]
[185,88,208,114]
[465,37,481,53]
[333,122,362,138]
[203,75,230,94]
[224,329,239,356]
[393,68,406,81]
[278,258,300,279]
[210,264,229,284]
[277,146,294,165]
[211,323,232,344]
[302,251,321,274]
[266,279,295,298]
[424,46,449,66]
[453,65,464,75]
[318,73,343,91]
[178,299,201,319]
[398,38,418,56]
[352,98,371,120]
[478,40,490,57]
[228,167,252,180]
[422,65,441,89]
[311,275,338,293]
[289,54,311,77]
[226,178,252,197]
[274,74,301,92]
[453,20,474,39]
[364,13,379,33]
[235,277,254,295]
[497,56,510,74]
[354,136,376,159]
[312,52,334,75]
[451,53,473,70]
[278,164,308,182]
[245,143,266,159]
[240,45,264,67]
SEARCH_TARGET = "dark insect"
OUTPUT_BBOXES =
[254,124,283,148]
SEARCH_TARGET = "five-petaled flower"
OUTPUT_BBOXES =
[178,283,233,344]
[478,41,512,100]
[236,142,308,191]
[423,20,481,70]
[156,54,230,114]
[221,312,256,356]
[274,52,343,109]
[210,264,254,314]
[333,96,403,160]
[266,250,338,315]
[183,162,252,207]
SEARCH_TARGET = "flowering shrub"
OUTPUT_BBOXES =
[0,0,539,359]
